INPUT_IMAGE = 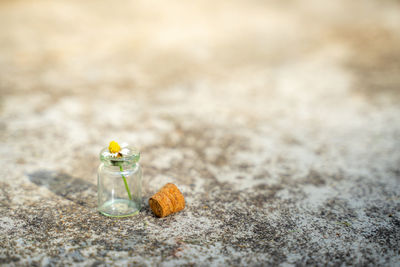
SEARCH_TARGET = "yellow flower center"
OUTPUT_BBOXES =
[109,141,121,154]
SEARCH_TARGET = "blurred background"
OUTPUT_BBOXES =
[0,0,400,195]
[1,0,399,184]
[1,0,400,195]
[0,0,400,264]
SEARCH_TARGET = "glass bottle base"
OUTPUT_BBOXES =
[98,199,140,217]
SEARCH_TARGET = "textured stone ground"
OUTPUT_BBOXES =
[1,0,400,266]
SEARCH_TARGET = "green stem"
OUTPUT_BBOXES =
[119,164,132,200]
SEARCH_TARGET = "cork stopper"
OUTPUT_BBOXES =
[149,183,185,218]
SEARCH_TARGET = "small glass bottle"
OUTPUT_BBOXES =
[97,146,142,217]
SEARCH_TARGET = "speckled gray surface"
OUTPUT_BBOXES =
[0,0,400,266]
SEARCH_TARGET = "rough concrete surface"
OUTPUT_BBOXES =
[0,0,400,266]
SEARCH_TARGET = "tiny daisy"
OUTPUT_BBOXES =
[102,141,130,158]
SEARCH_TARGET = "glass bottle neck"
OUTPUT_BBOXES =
[102,159,138,170]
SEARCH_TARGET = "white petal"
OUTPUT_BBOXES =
[120,148,129,155]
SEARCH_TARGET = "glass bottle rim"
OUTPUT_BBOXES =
[99,146,140,164]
